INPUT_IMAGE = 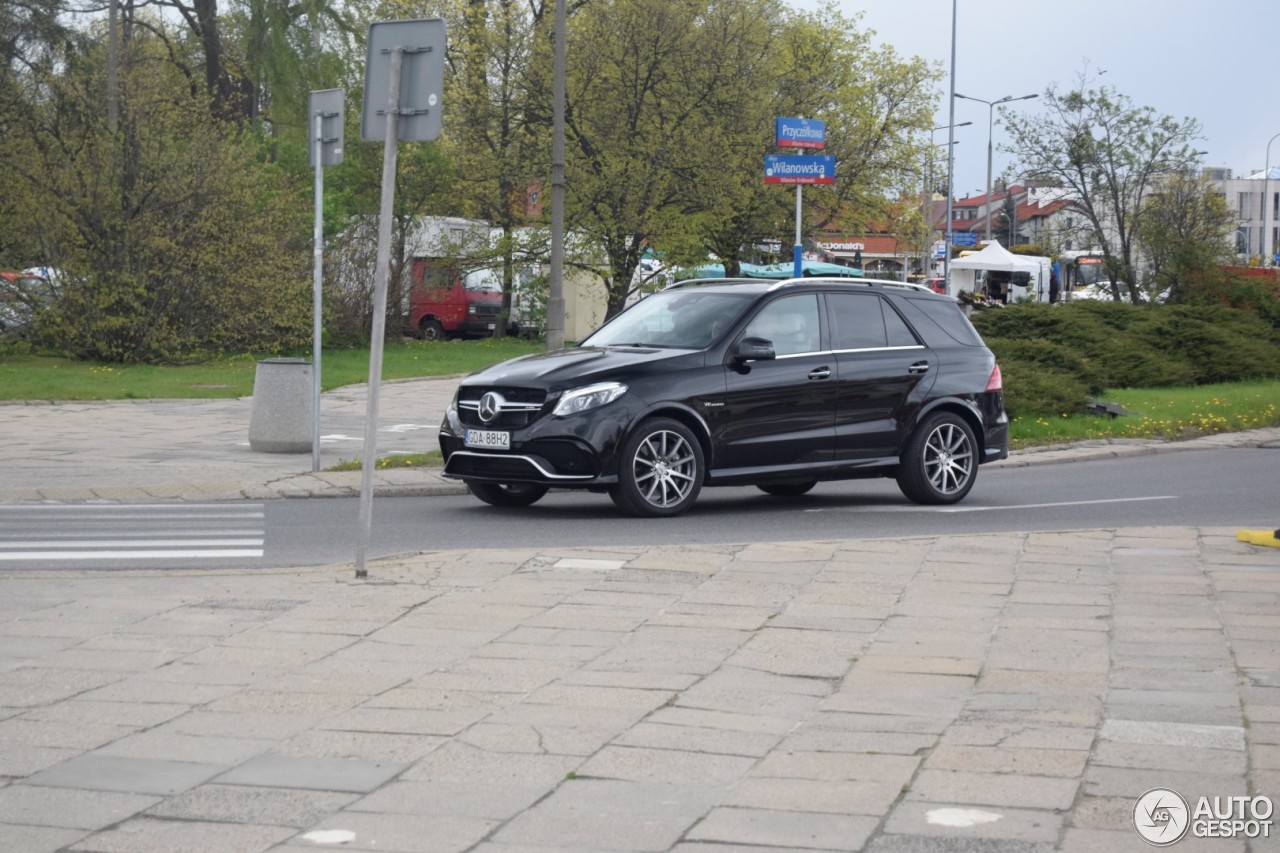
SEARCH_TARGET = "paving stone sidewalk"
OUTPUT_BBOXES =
[1,527,1278,852]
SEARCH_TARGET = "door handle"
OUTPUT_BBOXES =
[808,367,831,380]
[908,361,931,375]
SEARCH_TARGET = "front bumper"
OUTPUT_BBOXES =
[455,317,502,336]
[439,400,636,486]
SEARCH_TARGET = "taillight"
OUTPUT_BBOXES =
[985,363,1003,392]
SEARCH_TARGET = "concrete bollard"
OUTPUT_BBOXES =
[248,358,313,453]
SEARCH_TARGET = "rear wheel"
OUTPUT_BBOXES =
[466,481,549,508]
[756,481,817,497]
[609,418,704,517]
[896,412,978,505]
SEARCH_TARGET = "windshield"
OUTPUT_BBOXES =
[1075,258,1107,286]
[463,268,503,292]
[583,290,754,349]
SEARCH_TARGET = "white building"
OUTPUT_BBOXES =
[1208,166,1280,264]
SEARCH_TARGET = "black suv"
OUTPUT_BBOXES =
[439,277,1008,516]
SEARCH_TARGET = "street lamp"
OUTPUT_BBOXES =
[1263,133,1280,265]
[955,92,1038,242]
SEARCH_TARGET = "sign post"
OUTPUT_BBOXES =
[307,88,344,474]
[356,19,445,578]
[772,118,829,278]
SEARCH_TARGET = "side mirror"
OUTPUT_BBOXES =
[733,336,776,364]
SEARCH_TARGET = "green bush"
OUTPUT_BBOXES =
[973,301,1280,417]
[1179,268,1280,329]
[997,358,1089,419]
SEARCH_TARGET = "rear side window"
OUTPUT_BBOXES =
[828,292,922,349]
[899,296,986,347]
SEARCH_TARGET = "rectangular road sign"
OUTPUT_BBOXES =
[308,89,345,167]
[764,154,835,185]
[361,19,446,143]
[776,117,826,149]
[951,231,978,247]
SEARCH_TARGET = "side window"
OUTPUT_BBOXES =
[899,297,986,347]
[422,265,457,291]
[742,294,821,355]
[883,301,921,347]
[828,292,887,350]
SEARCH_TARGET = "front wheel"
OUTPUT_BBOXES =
[896,412,978,505]
[466,481,549,508]
[609,418,704,517]
[419,318,446,341]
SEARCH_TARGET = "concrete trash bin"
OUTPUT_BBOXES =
[248,358,314,453]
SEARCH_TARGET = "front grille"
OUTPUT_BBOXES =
[473,303,500,317]
[458,386,550,429]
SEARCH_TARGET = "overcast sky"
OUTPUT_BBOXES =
[806,0,1280,199]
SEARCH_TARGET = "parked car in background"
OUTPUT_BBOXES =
[408,261,522,340]
[440,277,1008,517]
[0,270,52,338]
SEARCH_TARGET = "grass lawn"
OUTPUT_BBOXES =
[0,338,545,401]
[1008,379,1280,449]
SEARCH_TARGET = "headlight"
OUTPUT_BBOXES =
[552,381,628,417]
[443,390,461,433]
[468,304,478,315]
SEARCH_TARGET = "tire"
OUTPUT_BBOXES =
[609,418,704,517]
[896,412,978,505]
[466,481,549,508]
[419,318,446,341]
[756,481,817,497]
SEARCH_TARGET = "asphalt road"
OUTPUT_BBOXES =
[3,447,1276,572]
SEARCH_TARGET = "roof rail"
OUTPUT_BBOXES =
[767,276,934,293]
[663,277,753,290]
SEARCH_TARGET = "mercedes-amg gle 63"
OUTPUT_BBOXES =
[439,277,1008,517]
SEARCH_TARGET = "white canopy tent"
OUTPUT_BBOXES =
[948,242,1051,303]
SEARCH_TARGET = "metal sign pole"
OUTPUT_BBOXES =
[793,185,803,278]
[312,112,324,473]
[355,47,404,579]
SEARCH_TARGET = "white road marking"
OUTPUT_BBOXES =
[0,503,267,563]
[0,549,264,561]
[0,539,264,548]
[805,495,1178,513]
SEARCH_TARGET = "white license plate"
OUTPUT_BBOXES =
[464,429,510,450]
[487,323,496,330]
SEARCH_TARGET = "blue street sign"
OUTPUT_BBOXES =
[775,117,826,150]
[765,154,835,185]
[951,231,978,247]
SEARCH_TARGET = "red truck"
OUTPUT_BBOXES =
[408,260,517,340]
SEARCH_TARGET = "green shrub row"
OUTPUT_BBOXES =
[972,301,1280,418]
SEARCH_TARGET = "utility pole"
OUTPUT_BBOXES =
[546,0,567,351]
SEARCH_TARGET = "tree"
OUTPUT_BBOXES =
[6,18,313,362]
[1138,169,1234,303]
[687,5,937,280]
[1005,76,1203,303]
[532,0,776,316]
[533,0,938,318]
[442,0,543,338]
